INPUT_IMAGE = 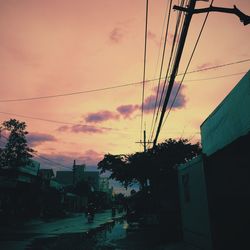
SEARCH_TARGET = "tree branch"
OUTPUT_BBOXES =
[173,5,250,25]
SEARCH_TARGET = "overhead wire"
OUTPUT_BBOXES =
[0,131,71,170]
[0,59,248,103]
[149,0,173,143]
[0,70,247,127]
[152,0,171,79]
[150,0,186,141]
[153,0,198,146]
[0,111,112,132]
[163,0,215,128]
[177,58,250,76]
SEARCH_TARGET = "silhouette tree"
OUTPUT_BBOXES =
[98,154,133,188]
[98,138,201,190]
[0,119,34,169]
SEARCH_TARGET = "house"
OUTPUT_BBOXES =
[55,171,73,186]
[72,160,85,184]
[178,71,250,250]
[83,171,100,191]
[0,160,41,218]
[39,168,54,180]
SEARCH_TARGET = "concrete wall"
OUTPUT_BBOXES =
[178,156,212,250]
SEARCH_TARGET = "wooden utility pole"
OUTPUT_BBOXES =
[136,130,153,152]
[173,4,250,26]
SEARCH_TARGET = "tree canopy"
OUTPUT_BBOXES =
[0,119,34,168]
[97,138,201,189]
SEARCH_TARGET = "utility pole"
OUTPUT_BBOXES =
[136,130,153,153]
[153,0,197,147]
[173,4,250,26]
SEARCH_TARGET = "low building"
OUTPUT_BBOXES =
[55,171,73,186]
[39,168,54,181]
[83,171,100,191]
[178,71,250,250]
[73,160,85,184]
[0,160,41,217]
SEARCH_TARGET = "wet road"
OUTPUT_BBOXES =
[0,211,198,250]
[0,210,124,250]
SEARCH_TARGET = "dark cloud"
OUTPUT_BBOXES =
[143,94,156,112]
[57,124,110,134]
[85,110,119,123]
[109,27,124,43]
[27,132,57,147]
[116,104,139,118]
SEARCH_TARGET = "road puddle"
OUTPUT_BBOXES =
[26,218,127,250]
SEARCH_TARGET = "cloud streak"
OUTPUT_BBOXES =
[79,83,186,123]
[143,83,186,113]
[85,110,119,123]
[57,124,110,134]
[26,132,57,147]
[116,104,139,118]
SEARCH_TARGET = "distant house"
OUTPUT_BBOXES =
[55,171,73,186]
[99,177,109,192]
[0,159,41,217]
[38,168,54,181]
[72,160,85,184]
[83,171,100,191]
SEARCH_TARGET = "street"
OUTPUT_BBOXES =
[0,209,123,250]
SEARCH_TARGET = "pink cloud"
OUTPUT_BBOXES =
[143,83,186,113]
[27,132,57,147]
[35,149,103,170]
[85,111,119,123]
[57,124,110,134]
[116,104,139,118]
[109,27,124,43]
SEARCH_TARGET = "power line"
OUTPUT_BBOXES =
[0,79,155,103]
[177,58,250,76]
[153,0,197,147]
[0,111,78,125]
[0,133,71,170]
[149,0,173,143]
[163,0,214,128]
[32,151,71,170]
[150,0,186,141]
[0,59,248,104]
[152,0,171,79]
[182,71,247,82]
[0,111,112,131]
[140,0,149,141]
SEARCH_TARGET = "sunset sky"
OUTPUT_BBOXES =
[0,0,249,179]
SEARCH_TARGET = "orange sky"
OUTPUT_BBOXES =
[0,0,249,171]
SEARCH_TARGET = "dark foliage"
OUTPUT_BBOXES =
[0,119,34,168]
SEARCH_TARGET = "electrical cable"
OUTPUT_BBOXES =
[149,0,173,143]
[0,59,248,103]
[163,0,215,128]
[150,0,186,141]
[153,0,198,146]
[0,111,112,131]
[0,132,71,170]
